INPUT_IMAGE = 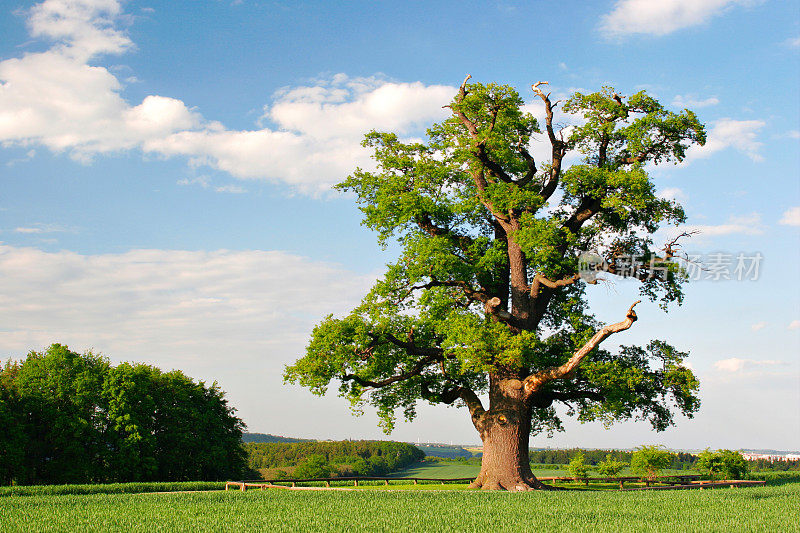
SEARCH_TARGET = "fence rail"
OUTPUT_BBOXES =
[225,473,704,491]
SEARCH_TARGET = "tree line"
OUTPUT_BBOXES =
[528,448,698,469]
[0,344,248,485]
[244,440,425,478]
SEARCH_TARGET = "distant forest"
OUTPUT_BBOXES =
[244,441,424,478]
[242,433,311,444]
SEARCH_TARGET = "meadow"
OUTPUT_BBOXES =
[1,481,798,532]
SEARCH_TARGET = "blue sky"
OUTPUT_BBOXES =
[0,0,798,450]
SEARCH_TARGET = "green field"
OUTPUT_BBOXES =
[391,461,574,479]
[1,482,798,532]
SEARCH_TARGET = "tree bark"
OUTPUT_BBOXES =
[469,377,550,491]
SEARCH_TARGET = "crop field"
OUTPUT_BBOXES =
[1,481,798,532]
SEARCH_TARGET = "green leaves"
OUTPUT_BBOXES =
[564,87,706,168]
[288,78,706,436]
[1,344,247,485]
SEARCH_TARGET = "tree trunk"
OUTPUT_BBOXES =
[469,378,550,491]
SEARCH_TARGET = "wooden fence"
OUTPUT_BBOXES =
[225,474,712,491]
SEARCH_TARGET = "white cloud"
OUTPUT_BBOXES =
[750,321,766,332]
[657,187,686,202]
[685,118,765,163]
[785,36,800,47]
[600,0,761,37]
[0,244,373,360]
[27,0,133,60]
[145,77,454,193]
[13,223,72,234]
[214,184,246,194]
[672,94,720,108]
[0,1,456,193]
[714,357,787,373]
[665,213,764,239]
[788,320,800,330]
[779,207,800,226]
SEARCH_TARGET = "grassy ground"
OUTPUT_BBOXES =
[1,482,797,532]
[389,460,695,480]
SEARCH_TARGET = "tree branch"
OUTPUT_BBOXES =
[343,354,441,389]
[532,81,566,201]
[529,273,583,297]
[422,383,486,419]
[523,300,641,396]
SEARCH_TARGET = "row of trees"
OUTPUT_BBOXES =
[529,448,697,469]
[567,446,749,480]
[0,344,248,485]
[244,440,424,478]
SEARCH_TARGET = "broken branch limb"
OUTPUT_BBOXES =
[523,300,641,396]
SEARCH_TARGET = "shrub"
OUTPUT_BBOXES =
[568,452,591,483]
[630,445,672,481]
[697,449,748,480]
[596,455,627,477]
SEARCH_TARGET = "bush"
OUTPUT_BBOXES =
[630,445,673,480]
[596,455,627,477]
[697,449,748,480]
[568,452,591,482]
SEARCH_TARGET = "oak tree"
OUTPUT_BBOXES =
[285,77,703,490]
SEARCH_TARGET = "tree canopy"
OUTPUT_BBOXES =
[285,77,704,490]
[0,344,247,485]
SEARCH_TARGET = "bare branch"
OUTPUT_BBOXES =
[529,273,582,297]
[523,300,641,396]
[485,296,513,321]
[532,81,566,201]
[662,230,698,260]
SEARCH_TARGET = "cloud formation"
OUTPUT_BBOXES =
[0,1,454,191]
[663,213,764,241]
[671,94,720,108]
[0,244,372,363]
[600,0,761,37]
[714,357,787,373]
[685,119,765,162]
[779,207,800,226]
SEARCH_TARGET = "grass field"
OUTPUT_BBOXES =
[388,460,695,480]
[1,482,797,532]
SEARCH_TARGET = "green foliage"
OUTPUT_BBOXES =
[630,445,673,480]
[697,449,748,480]
[242,433,310,443]
[293,455,332,479]
[244,440,424,478]
[0,344,247,485]
[285,78,703,437]
[596,455,627,477]
[568,452,591,479]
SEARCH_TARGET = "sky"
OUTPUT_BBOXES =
[0,0,798,450]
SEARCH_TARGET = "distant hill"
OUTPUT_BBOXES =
[242,433,312,443]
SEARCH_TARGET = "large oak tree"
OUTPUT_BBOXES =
[285,77,704,490]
